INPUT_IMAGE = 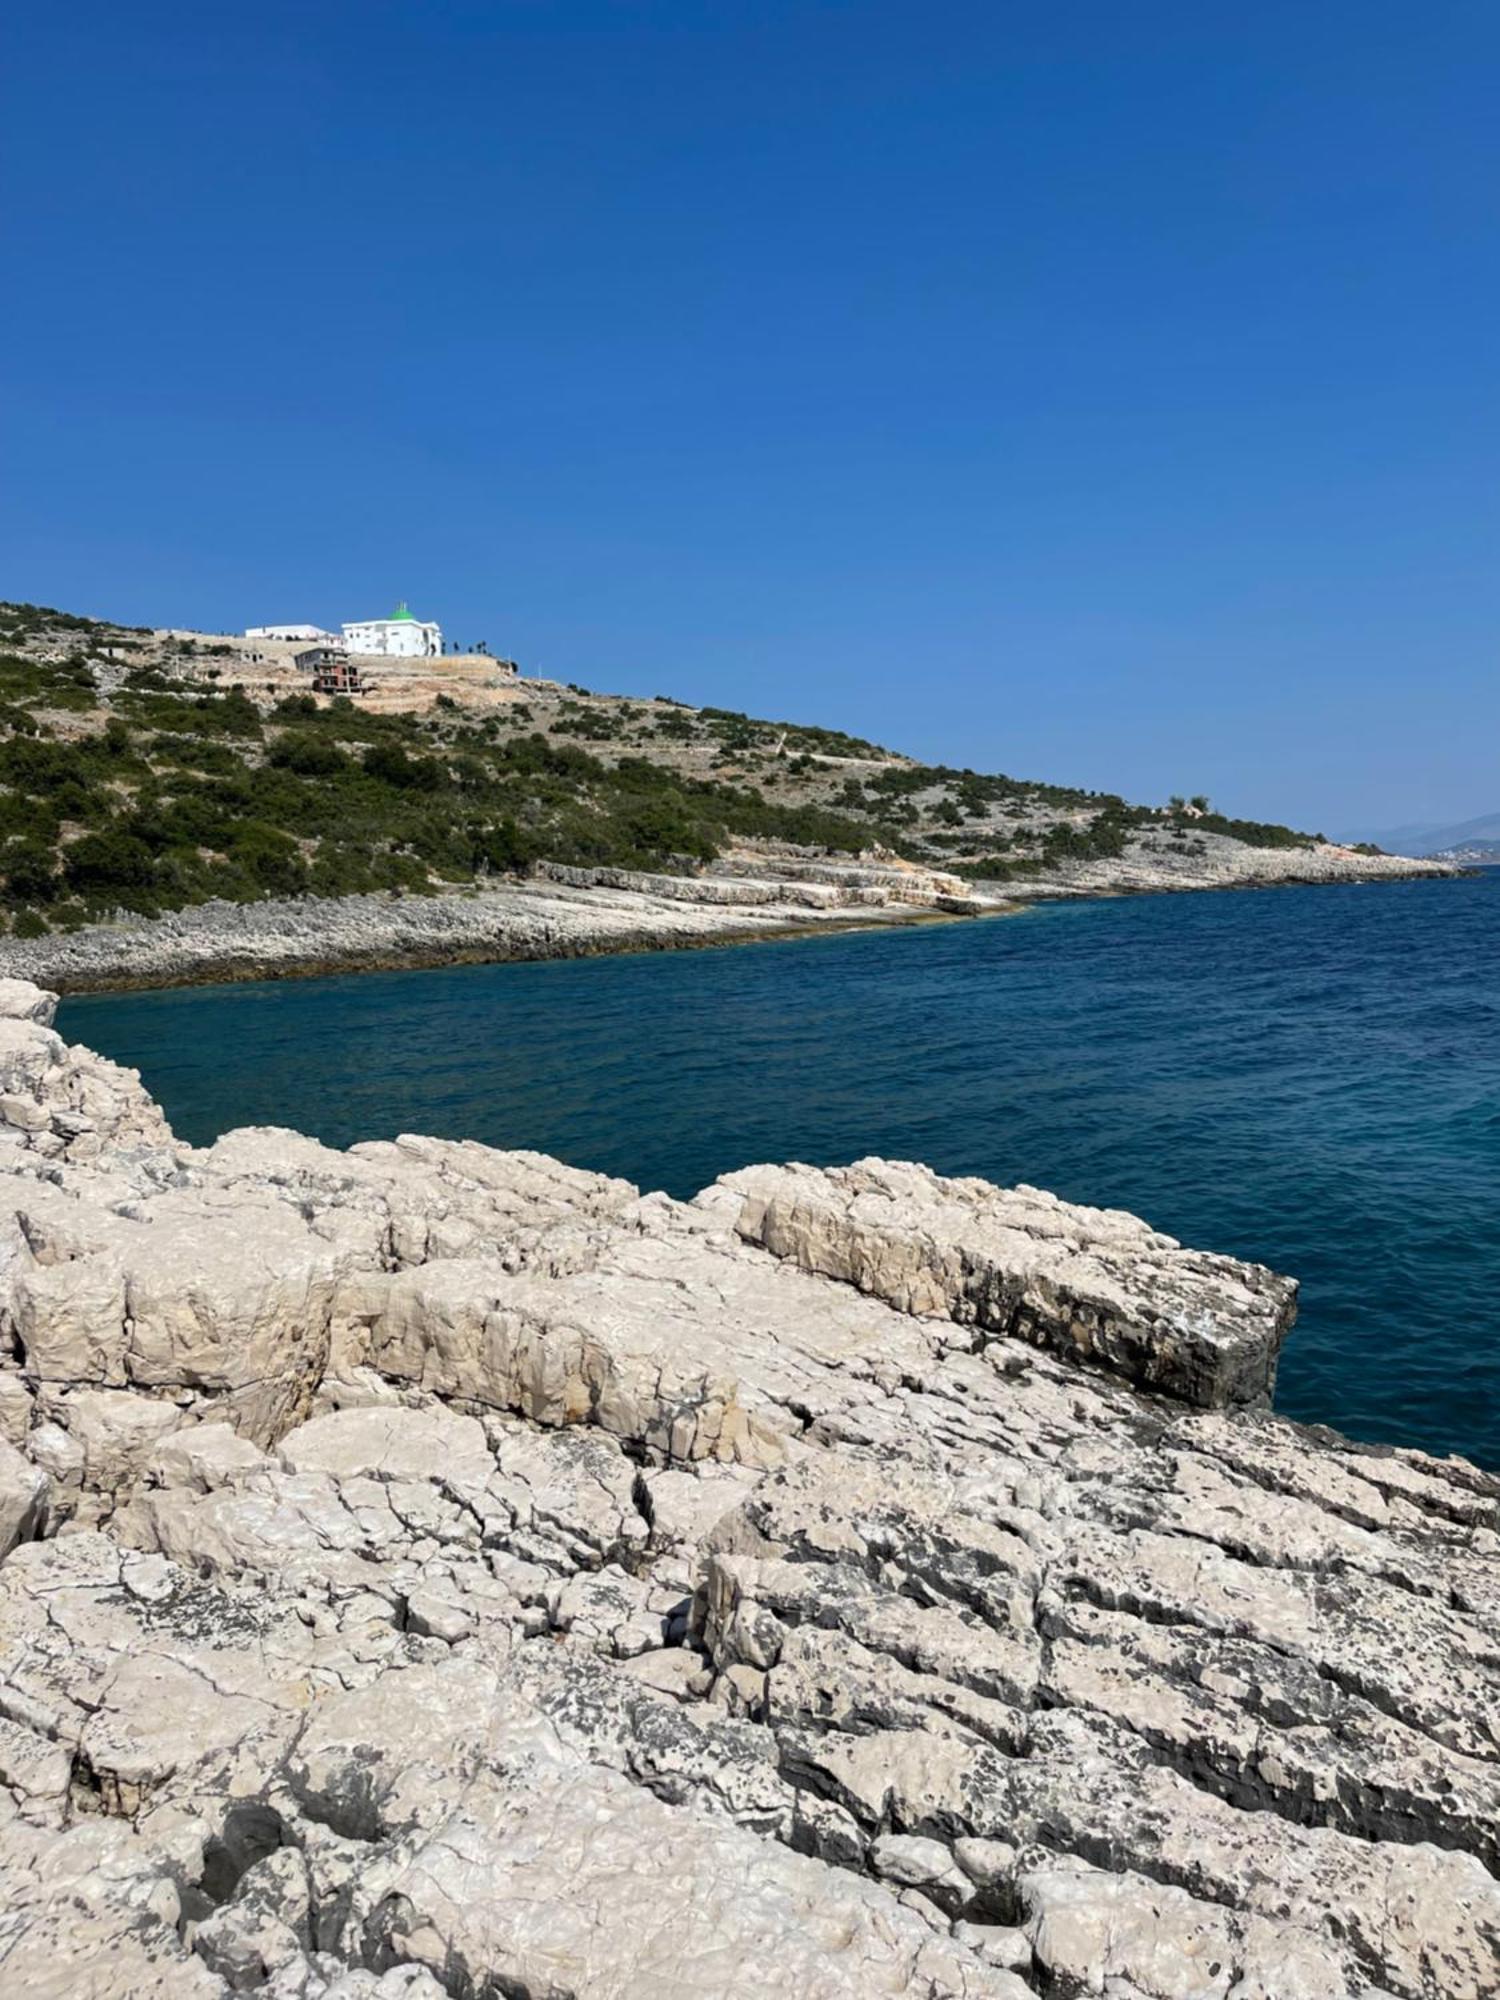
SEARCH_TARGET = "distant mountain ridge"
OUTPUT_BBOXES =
[1347,810,1500,858]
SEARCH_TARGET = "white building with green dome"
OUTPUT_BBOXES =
[341,602,443,658]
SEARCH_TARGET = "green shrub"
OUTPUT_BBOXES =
[478,818,534,872]
[363,743,442,790]
[1040,814,1129,863]
[270,734,350,777]
[1193,811,1313,850]
[64,829,158,896]
[4,843,61,903]
[231,823,308,895]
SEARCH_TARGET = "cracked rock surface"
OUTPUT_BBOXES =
[0,979,1493,1999]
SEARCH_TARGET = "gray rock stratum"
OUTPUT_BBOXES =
[0,980,1493,1999]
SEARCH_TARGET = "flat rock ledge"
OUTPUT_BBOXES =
[0,979,1493,2000]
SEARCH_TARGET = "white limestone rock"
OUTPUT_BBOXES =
[0,1015,1492,1999]
[0,979,57,1027]
[1021,1861,1399,2000]
[720,1155,1299,1406]
[281,1663,1017,1998]
[0,1435,47,1556]
[0,1372,33,1448]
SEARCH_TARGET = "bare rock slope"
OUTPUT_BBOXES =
[0,980,1494,1999]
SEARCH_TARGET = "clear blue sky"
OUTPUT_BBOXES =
[6,2,1497,830]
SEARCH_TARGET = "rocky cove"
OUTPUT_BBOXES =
[0,976,1494,1998]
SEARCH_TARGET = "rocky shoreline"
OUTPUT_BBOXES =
[0,840,1457,995]
[0,977,1494,1998]
[0,876,971,996]
[978,832,1459,901]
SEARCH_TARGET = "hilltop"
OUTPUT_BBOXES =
[0,601,1448,982]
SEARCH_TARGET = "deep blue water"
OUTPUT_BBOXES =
[60,871,1500,1468]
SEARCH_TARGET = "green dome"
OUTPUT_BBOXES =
[392,601,415,621]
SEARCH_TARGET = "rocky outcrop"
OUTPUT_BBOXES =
[0,976,1493,1999]
[721,1158,1299,1406]
[976,829,1456,899]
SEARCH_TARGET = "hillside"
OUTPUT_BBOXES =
[0,600,1445,944]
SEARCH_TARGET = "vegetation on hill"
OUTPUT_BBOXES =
[0,603,1322,934]
[0,616,916,932]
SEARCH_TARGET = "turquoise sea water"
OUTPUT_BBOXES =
[61,870,1500,1468]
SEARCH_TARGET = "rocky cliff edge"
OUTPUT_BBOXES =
[0,978,1494,2000]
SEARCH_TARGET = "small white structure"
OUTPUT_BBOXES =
[245,623,342,645]
[342,602,443,658]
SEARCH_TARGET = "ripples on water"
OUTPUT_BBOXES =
[63,870,1500,1467]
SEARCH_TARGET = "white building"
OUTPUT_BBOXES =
[342,602,443,658]
[245,623,343,645]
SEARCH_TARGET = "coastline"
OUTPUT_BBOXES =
[0,850,1459,996]
[35,914,963,996]
[0,878,981,996]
